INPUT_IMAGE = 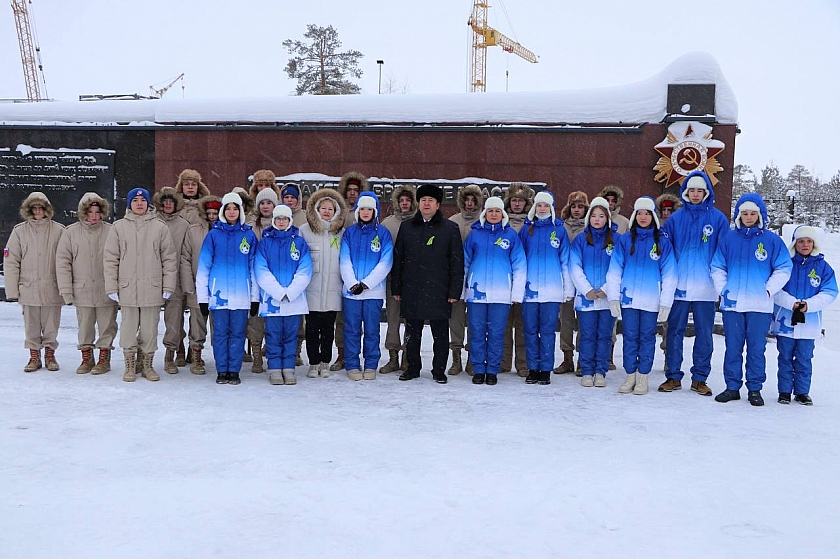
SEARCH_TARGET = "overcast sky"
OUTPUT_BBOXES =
[2,0,838,180]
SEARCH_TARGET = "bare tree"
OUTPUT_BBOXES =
[283,24,364,95]
[382,73,410,95]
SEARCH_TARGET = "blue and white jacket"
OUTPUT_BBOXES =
[254,225,313,317]
[771,252,837,339]
[569,225,618,312]
[661,171,730,302]
[196,219,259,310]
[606,227,677,313]
[463,219,526,304]
[711,194,792,313]
[518,216,574,303]
[339,192,394,301]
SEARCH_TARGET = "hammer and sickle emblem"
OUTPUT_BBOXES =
[679,148,700,167]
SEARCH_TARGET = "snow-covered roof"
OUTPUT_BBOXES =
[0,52,737,127]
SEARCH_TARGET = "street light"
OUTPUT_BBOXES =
[377,60,384,94]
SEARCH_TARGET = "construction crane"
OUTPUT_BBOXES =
[11,0,46,101]
[468,1,537,93]
[149,73,185,99]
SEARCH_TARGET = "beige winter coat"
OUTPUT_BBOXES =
[174,169,212,226]
[55,193,115,308]
[381,184,418,242]
[179,195,219,308]
[449,184,485,241]
[3,192,65,306]
[104,207,178,307]
[338,171,371,228]
[154,187,190,295]
[299,188,347,312]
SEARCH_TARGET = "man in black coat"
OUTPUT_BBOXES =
[392,184,464,384]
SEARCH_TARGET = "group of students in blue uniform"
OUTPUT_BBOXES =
[194,170,836,405]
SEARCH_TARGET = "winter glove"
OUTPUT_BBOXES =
[791,302,806,326]
[349,283,365,296]
[108,293,119,303]
[657,306,670,323]
[585,289,599,301]
[63,294,74,305]
[199,303,209,317]
[162,291,172,301]
[609,300,621,319]
[250,302,260,317]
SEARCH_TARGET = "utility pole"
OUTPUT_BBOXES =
[377,60,384,94]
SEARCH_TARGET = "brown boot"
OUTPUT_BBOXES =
[243,340,253,362]
[175,342,187,367]
[91,349,111,374]
[691,380,713,396]
[189,347,206,375]
[24,349,42,373]
[399,349,409,371]
[123,350,137,382]
[251,342,264,373]
[329,347,345,372]
[295,338,304,366]
[141,352,160,381]
[658,378,682,392]
[76,347,95,374]
[465,355,474,376]
[448,350,463,375]
[379,349,401,374]
[554,350,575,374]
[164,348,178,374]
[608,344,617,371]
[44,347,60,371]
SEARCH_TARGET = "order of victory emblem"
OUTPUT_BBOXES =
[653,121,725,188]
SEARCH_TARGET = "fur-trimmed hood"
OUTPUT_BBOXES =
[174,169,210,199]
[19,191,55,221]
[196,194,222,222]
[597,184,625,211]
[338,171,370,200]
[76,192,110,223]
[560,190,590,220]
[305,188,348,235]
[656,192,682,215]
[231,187,255,216]
[457,184,485,218]
[504,182,534,214]
[390,184,418,221]
[153,186,184,215]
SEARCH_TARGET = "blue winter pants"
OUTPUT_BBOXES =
[343,298,383,371]
[722,311,772,391]
[467,302,510,375]
[776,336,815,395]
[265,315,301,370]
[577,309,615,377]
[522,301,560,371]
[210,309,249,374]
[621,308,658,375]
[665,300,716,382]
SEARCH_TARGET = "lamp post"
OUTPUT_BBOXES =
[377,60,384,94]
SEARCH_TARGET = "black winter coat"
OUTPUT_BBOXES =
[392,210,464,320]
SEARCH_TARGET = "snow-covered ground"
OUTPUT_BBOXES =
[3,236,839,559]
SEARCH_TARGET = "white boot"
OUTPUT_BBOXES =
[633,373,649,395]
[319,362,332,378]
[307,364,319,378]
[581,375,594,387]
[282,369,297,385]
[619,373,637,394]
[269,369,284,385]
[594,373,607,388]
[347,369,363,381]
[363,369,376,380]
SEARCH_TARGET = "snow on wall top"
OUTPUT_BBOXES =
[0,52,737,126]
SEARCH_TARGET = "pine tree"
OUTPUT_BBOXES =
[283,24,364,95]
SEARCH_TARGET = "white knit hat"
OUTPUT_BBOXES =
[220,192,245,224]
[354,193,378,222]
[480,196,509,227]
[255,188,278,207]
[272,204,293,230]
[682,174,710,203]
[630,196,660,229]
[735,200,763,229]
[790,224,822,256]
[528,191,555,221]
[584,196,612,228]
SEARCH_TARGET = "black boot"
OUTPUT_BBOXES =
[525,369,540,384]
[485,374,498,386]
[228,372,241,385]
[747,390,764,407]
[794,394,813,406]
[399,370,420,381]
[537,370,551,385]
[777,393,791,404]
[216,373,228,384]
[432,371,448,384]
[715,389,741,403]
[472,373,486,385]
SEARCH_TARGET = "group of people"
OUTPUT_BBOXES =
[3,168,836,406]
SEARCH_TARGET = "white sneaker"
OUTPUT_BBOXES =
[319,362,332,378]
[594,373,607,388]
[619,372,637,394]
[307,364,319,378]
[347,369,363,381]
[269,369,284,385]
[633,373,649,395]
[581,375,594,387]
[282,369,296,385]
[363,369,376,380]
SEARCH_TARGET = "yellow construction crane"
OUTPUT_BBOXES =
[468,1,538,93]
[149,73,185,99]
[11,0,46,101]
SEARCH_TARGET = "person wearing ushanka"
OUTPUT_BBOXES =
[501,182,534,376]
[56,193,118,375]
[519,191,574,385]
[392,184,464,384]
[4,191,66,373]
[174,169,212,226]
[104,187,178,382]
[711,193,792,406]
[654,191,683,372]
[254,205,313,386]
[597,184,631,234]
[195,192,260,386]
[555,191,589,375]
[658,171,729,396]
[340,192,394,381]
[248,169,281,211]
[463,197,526,386]
[606,197,677,395]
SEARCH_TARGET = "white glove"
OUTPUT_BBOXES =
[609,300,621,319]
[162,291,172,301]
[657,306,670,323]
[108,293,119,303]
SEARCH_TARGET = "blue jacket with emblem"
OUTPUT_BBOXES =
[711,193,792,313]
[771,251,837,339]
[661,171,730,302]
[339,192,394,301]
[463,219,526,304]
[254,225,312,317]
[518,215,574,303]
[606,226,677,312]
[569,225,618,312]
[196,219,259,310]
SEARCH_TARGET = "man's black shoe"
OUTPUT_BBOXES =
[747,390,764,407]
[714,389,741,403]
[486,374,498,386]
[432,372,448,384]
[399,371,420,381]
[472,374,486,385]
